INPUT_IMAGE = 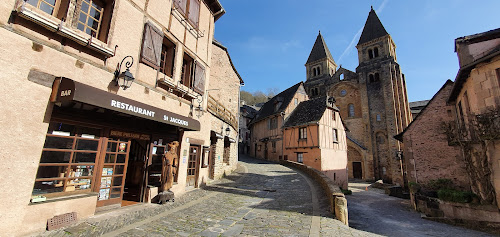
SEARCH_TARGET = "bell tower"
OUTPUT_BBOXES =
[305,31,337,81]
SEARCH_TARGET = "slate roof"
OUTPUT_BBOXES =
[283,96,339,128]
[357,7,389,46]
[306,32,335,64]
[250,82,303,124]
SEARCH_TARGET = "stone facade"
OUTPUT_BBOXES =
[396,81,470,189]
[303,8,411,185]
[448,28,500,208]
[239,104,258,154]
[0,0,241,235]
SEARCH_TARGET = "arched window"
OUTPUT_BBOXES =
[348,104,355,117]
[374,47,379,57]
[368,49,373,59]
[340,73,344,80]
[311,89,315,96]
[315,88,319,96]
[376,114,381,121]
[317,67,321,75]
[375,73,380,82]
[369,74,374,83]
[312,68,317,76]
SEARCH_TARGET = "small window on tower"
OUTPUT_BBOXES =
[369,74,375,83]
[368,49,373,59]
[376,114,381,121]
[348,104,355,117]
[374,47,379,57]
[340,73,344,80]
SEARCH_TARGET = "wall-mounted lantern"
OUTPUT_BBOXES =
[225,127,230,136]
[194,95,205,118]
[114,56,135,90]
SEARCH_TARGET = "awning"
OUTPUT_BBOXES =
[225,136,236,143]
[51,77,200,131]
[211,131,224,139]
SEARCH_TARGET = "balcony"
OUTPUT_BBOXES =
[207,95,237,129]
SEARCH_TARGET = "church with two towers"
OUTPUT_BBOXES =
[303,7,412,185]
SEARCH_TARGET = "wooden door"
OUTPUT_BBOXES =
[353,162,362,179]
[95,138,130,207]
[186,145,200,187]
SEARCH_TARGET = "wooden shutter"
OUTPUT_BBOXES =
[193,61,205,95]
[140,23,163,69]
[174,0,188,15]
[188,0,200,28]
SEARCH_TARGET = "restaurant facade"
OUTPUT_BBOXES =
[0,0,241,235]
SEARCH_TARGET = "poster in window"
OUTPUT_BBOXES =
[100,177,107,188]
[119,143,126,152]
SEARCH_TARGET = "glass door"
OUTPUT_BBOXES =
[95,138,130,207]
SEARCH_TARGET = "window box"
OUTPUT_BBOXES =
[15,0,115,57]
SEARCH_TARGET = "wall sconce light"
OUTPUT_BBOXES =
[194,95,204,118]
[225,127,230,136]
[114,56,135,90]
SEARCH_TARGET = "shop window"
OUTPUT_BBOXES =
[333,128,338,143]
[173,0,201,28]
[32,122,101,198]
[159,38,176,78]
[348,104,355,117]
[299,127,307,140]
[297,153,303,163]
[201,148,209,168]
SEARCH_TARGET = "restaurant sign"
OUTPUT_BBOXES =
[51,77,200,131]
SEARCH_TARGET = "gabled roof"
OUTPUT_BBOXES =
[250,82,304,125]
[306,32,335,64]
[395,80,454,141]
[357,7,389,46]
[283,96,339,128]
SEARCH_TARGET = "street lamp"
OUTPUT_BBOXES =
[194,95,205,118]
[225,127,230,136]
[114,56,135,90]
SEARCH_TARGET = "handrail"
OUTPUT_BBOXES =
[207,95,238,129]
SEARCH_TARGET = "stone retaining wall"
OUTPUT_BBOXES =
[280,160,349,225]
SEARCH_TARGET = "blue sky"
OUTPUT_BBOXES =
[214,0,500,102]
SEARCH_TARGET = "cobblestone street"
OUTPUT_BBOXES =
[38,155,495,237]
[99,155,373,237]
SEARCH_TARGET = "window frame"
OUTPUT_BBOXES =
[299,127,307,140]
[181,53,195,88]
[159,37,176,78]
[297,153,303,163]
[173,0,201,29]
[348,104,355,118]
[332,128,338,143]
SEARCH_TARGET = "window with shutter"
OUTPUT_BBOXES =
[187,0,200,28]
[181,53,194,88]
[173,0,188,15]
[140,23,164,69]
[193,61,206,95]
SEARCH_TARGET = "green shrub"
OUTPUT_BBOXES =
[427,179,453,190]
[437,189,476,203]
[408,182,421,193]
[341,189,352,195]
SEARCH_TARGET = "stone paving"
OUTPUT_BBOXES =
[38,155,375,237]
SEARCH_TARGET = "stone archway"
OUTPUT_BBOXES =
[347,146,363,179]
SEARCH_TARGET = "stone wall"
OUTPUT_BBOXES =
[401,81,470,189]
[280,160,348,225]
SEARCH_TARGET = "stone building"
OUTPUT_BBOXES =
[249,82,308,161]
[303,7,412,184]
[239,104,258,154]
[448,28,500,208]
[395,80,470,189]
[283,96,348,189]
[0,0,241,235]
